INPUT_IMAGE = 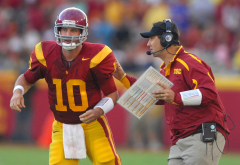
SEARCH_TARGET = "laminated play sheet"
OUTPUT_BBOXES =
[117,66,173,119]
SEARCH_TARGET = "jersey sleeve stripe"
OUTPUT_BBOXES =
[35,42,47,67]
[192,79,198,89]
[188,53,202,64]
[28,57,32,69]
[208,72,215,83]
[90,45,112,68]
[111,62,117,74]
[176,58,189,71]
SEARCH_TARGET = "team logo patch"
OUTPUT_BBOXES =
[174,69,181,74]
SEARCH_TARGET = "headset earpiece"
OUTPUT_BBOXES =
[160,19,173,48]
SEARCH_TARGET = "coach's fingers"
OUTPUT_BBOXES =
[152,92,165,100]
[156,81,169,89]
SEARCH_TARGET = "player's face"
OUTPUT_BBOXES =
[147,35,162,57]
[60,27,81,44]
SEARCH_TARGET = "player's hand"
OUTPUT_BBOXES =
[10,90,26,112]
[152,81,175,103]
[79,108,104,124]
[113,58,126,80]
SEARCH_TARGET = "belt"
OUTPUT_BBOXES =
[193,129,202,135]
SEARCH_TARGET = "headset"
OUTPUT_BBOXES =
[160,19,173,48]
[146,19,178,55]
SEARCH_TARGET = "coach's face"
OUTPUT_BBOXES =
[147,35,162,57]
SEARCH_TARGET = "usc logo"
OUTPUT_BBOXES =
[174,69,181,74]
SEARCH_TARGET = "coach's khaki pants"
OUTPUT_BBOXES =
[168,131,225,165]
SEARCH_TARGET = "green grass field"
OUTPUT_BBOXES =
[0,145,239,165]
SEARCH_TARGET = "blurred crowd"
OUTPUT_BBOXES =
[0,0,240,74]
[1,0,240,150]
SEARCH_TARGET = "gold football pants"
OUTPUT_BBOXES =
[49,116,121,165]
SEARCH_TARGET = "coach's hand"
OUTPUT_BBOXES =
[79,108,103,124]
[152,81,175,103]
[113,58,126,81]
[10,90,26,112]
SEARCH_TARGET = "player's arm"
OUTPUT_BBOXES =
[10,74,34,112]
[80,90,119,124]
[10,42,46,112]
[113,59,137,89]
[94,90,119,115]
[80,46,125,124]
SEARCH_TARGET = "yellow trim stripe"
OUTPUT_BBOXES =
[164,46,182,76]
[160,62,164,69]
[100,116,122,165]
[29,57,32,69]
[120,73,126,81]
[120,76,131,89]
[188,53,202,64]
[176,46,182,55]
[111,62,117,74]
[35,42,47,67]
[208,72,215,83]
[172,102,179,105]
[192,79,198,89]
[165,63,172,76]
[90,45,112,68]
[176,58,189,71]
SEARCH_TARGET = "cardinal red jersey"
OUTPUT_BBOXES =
[121,46,229,145]
[160,46,229,144]
[24,41,117,124]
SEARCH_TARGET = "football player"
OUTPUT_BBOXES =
[10,7,121,165]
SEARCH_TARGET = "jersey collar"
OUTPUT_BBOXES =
[160,46,184,76]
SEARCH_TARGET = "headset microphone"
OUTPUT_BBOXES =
[146,45,169,55]
[146,51,152,55]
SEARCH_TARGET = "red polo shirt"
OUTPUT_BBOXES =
[121,46,230,145]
